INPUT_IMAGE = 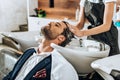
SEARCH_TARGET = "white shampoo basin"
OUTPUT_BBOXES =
[51,39,110,74]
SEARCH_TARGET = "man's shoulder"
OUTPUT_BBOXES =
[22,48,36,56]
[25,47,36,52]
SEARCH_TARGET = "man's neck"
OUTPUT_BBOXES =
[37,39,54,54]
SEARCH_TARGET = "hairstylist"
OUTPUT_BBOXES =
[70,0,120,56]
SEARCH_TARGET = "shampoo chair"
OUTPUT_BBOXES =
[51,39,110,75]
[91,54,120,80]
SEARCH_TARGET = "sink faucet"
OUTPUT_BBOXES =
[74,36,83,47]
[79,38,83,47]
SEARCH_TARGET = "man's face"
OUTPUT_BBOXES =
[41,21,74,46]
[41,21,68,40]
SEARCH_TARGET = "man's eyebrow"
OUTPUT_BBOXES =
[56,22,61,26]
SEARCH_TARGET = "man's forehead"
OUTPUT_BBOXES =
[48,21,68,28]
[56,21,69,28]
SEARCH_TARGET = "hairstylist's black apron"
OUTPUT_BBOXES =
[84,0,120,56]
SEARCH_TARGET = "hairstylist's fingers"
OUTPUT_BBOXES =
[67,24,74,29]
[68,25,74,31]
[70,28,83,37]
[69,27,75,33]
[70,26,79,32]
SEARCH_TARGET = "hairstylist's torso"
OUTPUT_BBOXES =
[80,0,116,7]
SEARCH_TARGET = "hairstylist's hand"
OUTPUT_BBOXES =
[69,25,84,37]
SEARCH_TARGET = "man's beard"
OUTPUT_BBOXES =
[41,26,54,40]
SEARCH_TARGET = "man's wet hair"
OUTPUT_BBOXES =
[59,21,75,47]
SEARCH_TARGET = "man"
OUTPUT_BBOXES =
[3,21,78,80]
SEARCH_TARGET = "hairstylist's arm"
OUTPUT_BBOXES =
[70,2,115,37]
[69,6,85,37]
[76,6,85,29]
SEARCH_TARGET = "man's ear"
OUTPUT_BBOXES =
[57,35,65,43]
